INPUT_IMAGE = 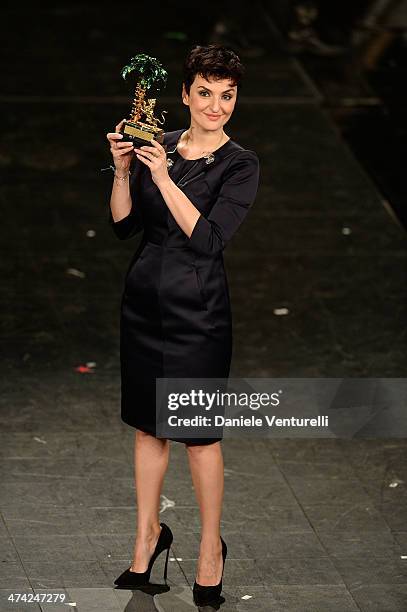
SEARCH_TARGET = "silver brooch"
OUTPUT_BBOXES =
[204,153,215,165]
[166,158,174,168]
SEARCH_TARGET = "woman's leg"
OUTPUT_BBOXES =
[131,430,170,572]
[186,441,225,585]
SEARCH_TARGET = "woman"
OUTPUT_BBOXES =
[106,44,259,606]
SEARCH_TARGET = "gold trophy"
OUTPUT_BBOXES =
[119,53,168,146]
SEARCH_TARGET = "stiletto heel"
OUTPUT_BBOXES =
[114,522,173,588]
[163,546,170,582]
[193,536,227,607]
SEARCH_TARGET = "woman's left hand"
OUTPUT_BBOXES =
[134,139,170,188]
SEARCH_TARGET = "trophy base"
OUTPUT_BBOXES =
[120,121,164,147]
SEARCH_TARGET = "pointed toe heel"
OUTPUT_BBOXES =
[114,522,173,588]
[193,536,227,607]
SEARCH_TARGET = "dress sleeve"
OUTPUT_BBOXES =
[187,150,260,255]
[108,160,145,240]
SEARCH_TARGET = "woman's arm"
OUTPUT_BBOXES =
[109,169,132,223]
[135,141,260,255]
[162,151,260,255]
[106,119,145,240]
[158,179,201,239]
[107,169,145,240]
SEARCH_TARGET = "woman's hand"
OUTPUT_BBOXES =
[134,139,170,188]
[106,119,134,173]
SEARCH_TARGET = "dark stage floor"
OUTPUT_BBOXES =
[1,3,406,611]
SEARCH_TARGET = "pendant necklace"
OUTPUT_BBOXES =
[178,129,226,161]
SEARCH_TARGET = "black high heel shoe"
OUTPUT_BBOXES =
[193,536,227,607]
[114,522,173,588]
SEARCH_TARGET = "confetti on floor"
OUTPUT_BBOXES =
[66,268,86,279]
[273,307,289,315]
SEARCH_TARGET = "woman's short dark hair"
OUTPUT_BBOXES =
[183,44,245,94]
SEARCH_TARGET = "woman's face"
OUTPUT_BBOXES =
[182,74,237,132]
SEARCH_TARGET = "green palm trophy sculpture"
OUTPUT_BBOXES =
[119,53,168,146]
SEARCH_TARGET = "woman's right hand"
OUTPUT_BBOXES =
[106,119,134,173]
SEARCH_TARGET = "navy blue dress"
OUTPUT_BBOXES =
[108,129,260,444]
